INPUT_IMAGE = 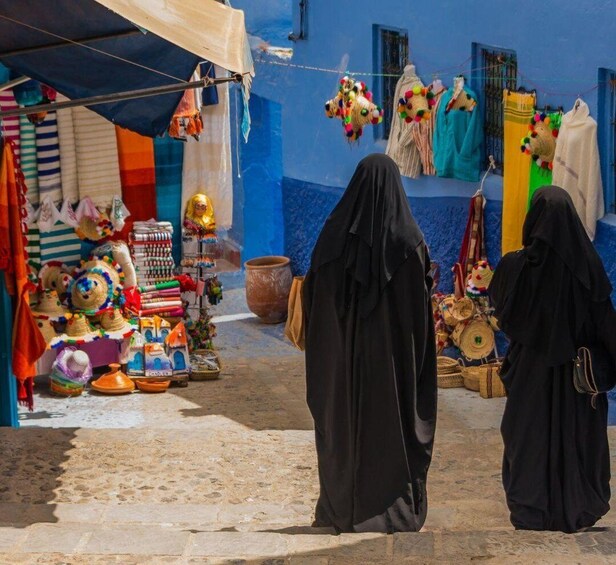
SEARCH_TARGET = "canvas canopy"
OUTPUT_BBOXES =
[0,0,253,137]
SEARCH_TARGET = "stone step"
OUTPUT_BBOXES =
[1,522,615,563]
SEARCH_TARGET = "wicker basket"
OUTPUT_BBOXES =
[190,349,221,381]
[479,363,506,399]
[437,356,460,374]
[437,372,464,388]
[460,361,502,394]
[460,365,480,392]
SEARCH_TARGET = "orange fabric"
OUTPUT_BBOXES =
[0,141,46,384]
[114,127,157,237]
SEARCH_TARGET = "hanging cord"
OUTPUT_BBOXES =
[0,13,189,83]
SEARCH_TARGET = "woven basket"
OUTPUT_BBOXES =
[479,363,506,399]
[460,365,481,392]
[451,297,475,324]
[190,349,221,381]
[454,319,495,360]
[437,372,464,388]
[437,356,460,374]
[439,295,457,327]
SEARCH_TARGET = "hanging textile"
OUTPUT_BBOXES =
[55,94,79,204]
[501,91,535,254]
[38,196,81,268]
[35,110,63,204]
[433,83,483,182]
[0,89,21,165]
[0,141,46,409]
[154,136,184,263]
[552,99,604,240]
[72,106,122,208]
[115,127,157,236]
[385,67,423,178]
[182,65,233,230]
[453,192,487,299]
[412,81,446,175]
[19,115,39,204]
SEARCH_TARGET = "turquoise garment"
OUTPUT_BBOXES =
[433,86,483,182]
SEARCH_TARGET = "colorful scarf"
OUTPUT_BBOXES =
[0,89,21,165]
[55,94,79,203]
[115,127,157,236]
[19,115,39,204]
[0,141,46,408]
[154,136,184,264]
[501,91,535,254]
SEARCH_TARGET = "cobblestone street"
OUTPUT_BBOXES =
[1,287,615,564]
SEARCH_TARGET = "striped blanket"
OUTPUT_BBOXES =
[55,94,79,203]
[72,106,122,208]
[20,116,39,204]
[35,111,63,203]
[0,89,20,164]
[40,221,82,268]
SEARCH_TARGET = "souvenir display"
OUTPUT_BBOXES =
[205,275,223,306]
[76,256,125,298]
[126,331,147,376]
[135,280,183,318]
[189,349,221,380]
[144,343,173,377]
[91,362,135,394]
[397,85,436,124]
[324,76,383,142]
[165,321,190,375]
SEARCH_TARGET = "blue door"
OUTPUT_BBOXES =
[132,351,144,372]
[153,358,162,370]
[173,350,186,371]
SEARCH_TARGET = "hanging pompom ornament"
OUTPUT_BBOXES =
[397,84,434,124]
[325,76,383,143]
[521,110,562,170]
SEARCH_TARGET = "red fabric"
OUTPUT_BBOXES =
[113,127,157,238]
[0,141,46,409]
[453,193,486,299]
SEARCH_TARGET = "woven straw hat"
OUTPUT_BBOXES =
[50,314,103,348]
[31,289,70,321]
[439,295,458,327]
[521,112,561,169]
[452,319,495,360]
[397,85,436,123]
[66,350,90,373]
[39,262,72,295]
[34,317,58,345]
[77,256,124,295]
[468,261,494,292]
[100,308,136,340]
[69,268,114,315]
[451,297,476,324]
[76,211,114,242]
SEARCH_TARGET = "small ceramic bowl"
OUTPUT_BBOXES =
[135,379,171,393]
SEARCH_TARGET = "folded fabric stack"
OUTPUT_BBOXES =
[130,221,175,286]
[137,280,183,318]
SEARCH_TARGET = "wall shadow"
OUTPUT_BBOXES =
[0,426,77,528]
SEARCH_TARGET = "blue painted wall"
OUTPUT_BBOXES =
[235,0,616,290]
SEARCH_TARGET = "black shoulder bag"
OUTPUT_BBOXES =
[573,344,616,408]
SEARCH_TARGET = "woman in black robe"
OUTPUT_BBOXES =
[489,186,615,533]
[303,153,437,534]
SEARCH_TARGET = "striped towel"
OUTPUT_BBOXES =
[35,110,63,204]
[154,136,184,264]
[26,222,42,275]
[72,106,122,208]
[56,94,79,203]
[0,89,20,164]
[20,115,39,204]
[40,221,82,268]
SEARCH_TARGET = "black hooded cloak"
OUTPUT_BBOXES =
[490,186,615,533]
[303,154,437,533]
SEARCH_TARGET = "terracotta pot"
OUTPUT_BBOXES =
[91,363,135,394]
[245,256,293,324]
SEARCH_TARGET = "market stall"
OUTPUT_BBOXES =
[0,0,254,425]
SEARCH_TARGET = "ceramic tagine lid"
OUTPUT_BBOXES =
[91,363,135,394]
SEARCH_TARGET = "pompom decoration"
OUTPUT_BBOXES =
[397,86,436,124]
[520,111,562,170]
[324,76,383,143]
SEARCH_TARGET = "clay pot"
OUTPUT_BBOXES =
[91,363,135,394]
[245,256,293,324]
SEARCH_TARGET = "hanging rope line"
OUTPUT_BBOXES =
[254,53,614,97]
[0,13,189,84]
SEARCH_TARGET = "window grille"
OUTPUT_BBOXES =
[476,47,518,175]
[376,27,408,141]
[289,0,308,41]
